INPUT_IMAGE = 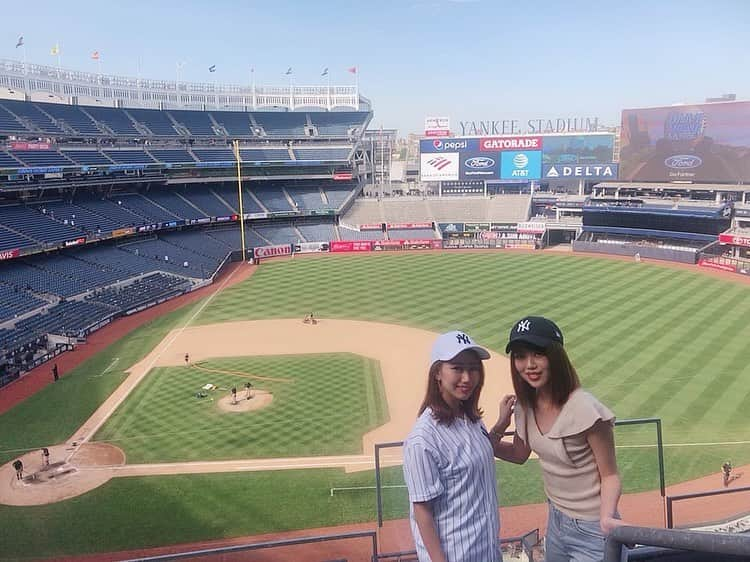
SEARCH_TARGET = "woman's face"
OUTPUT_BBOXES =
[436,350,482,408]
[513,347,551,390]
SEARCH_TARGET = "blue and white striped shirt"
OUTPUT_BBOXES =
[403,408,501,562]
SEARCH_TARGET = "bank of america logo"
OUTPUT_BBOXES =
[427,156,452,170]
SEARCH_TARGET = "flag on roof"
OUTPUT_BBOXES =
[347,66,357,74]
[15,36,23,48]
[321,67,328,77]
[50,44,59,56]
[91,51,100,60]
[208,65,216,72]
[285,67,292,75]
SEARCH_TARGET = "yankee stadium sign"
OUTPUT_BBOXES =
[460,117,601,136]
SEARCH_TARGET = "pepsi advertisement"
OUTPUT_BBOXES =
[620,101,750,183]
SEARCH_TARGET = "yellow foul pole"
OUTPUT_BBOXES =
[233,139,247,260]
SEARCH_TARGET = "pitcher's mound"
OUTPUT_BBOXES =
[217,391,273,413]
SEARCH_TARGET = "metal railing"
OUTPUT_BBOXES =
[666,485,750,529]
[604,525,750,561]
[374,417,666,528]
[124,530,378,561]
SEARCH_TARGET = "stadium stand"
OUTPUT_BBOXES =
[211,183,266,214]
[37,102,103,135]
[0,99,64,133]
[144,190,207,220]
[84,106,141,135]
[210,111,254,136]
[286,185,327,210]
[147,149,196,163]
[126,108,180,136]
[11,149,74,167]
[0,103,31,133]
[0,151,22,167]
[102,150,156,164]
[313,111,368,136]
[116,194,180,223]
[175,188,234,217]
[293,147,351,160]
[0,205,84,244]
[254,223,301,245]
[60,150,114,166]
[0,282,47,324]
[252,184,296,212]
[86,273,189,314]
[252,112,308,138]
[168,109,218,136]
[191,148,236,162]
[296,221,337,242]
[239,148,292,161]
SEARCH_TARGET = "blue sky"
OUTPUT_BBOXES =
[1,0,748,134]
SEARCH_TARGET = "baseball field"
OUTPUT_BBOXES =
[1,251,749,559]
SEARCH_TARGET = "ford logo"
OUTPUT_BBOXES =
[465,156,494,169]
[664,155,702,169]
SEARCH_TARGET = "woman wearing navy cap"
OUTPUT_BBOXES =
[403,330,501,562]
[489,316,624,562]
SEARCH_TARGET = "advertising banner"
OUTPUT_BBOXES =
[112,227,135,238]
[543,163,618,179]
[0,248,20,260]
[64,236,87,247]
[719,233,750,247]
[419,138,479,153]
[620,101,750,182]
[698,258,736,272]
[387,222,433,229]
[330,241,372,253]
[420,152,459,181]
[403,239,443,250]
[479,136,543,151]
[294,242,330,253]
[333,171,353,180]
[373,240,405,251]
[517,221,546,234]
[460,152,499,179]
[500,151,542,180]
[438,222,464,233]
[464,223,491,232]
[541,134,615,165]
[359,223,383,231]
[425,116,450,137]
[253,244,292,259]
[9,142,51,150]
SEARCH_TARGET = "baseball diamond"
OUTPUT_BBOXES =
[1,252,749,559]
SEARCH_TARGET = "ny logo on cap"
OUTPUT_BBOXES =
[517,320,531,333]
[456,333,471,344]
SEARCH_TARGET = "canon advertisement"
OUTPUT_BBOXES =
[620,101,750,183]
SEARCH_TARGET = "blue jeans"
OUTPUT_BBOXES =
[544,501,613,562]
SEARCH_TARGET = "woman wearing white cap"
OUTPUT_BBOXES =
[402,331,501,562]
[490,316,623,562]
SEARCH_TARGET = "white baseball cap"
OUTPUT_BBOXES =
[430,331,491,365]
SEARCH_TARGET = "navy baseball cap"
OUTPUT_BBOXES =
[506,316,564,353]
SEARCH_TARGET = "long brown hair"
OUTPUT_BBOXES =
[510,342,580,408]
[418,356,485,425]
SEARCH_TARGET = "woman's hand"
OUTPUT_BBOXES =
[493,395,516,433]
[600,515,623,536]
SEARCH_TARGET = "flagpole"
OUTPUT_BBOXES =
[251,67,256,110]
[327,72,331,110]
[56,42,62,78]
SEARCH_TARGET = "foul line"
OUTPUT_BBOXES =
[191,362,291,383]
[73,264,246,450]
[617,439,750,449]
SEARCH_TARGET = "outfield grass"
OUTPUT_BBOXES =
[2,252,750,559]
[94,354,388,462]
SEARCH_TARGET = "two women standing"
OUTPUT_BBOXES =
[403,318,623,562]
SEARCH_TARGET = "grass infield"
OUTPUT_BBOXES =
[94,354,388,463]
[1,252,749,559]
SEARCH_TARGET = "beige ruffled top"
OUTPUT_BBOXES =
[515,388,615,520]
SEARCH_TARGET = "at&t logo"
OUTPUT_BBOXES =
[512,153,529,176]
